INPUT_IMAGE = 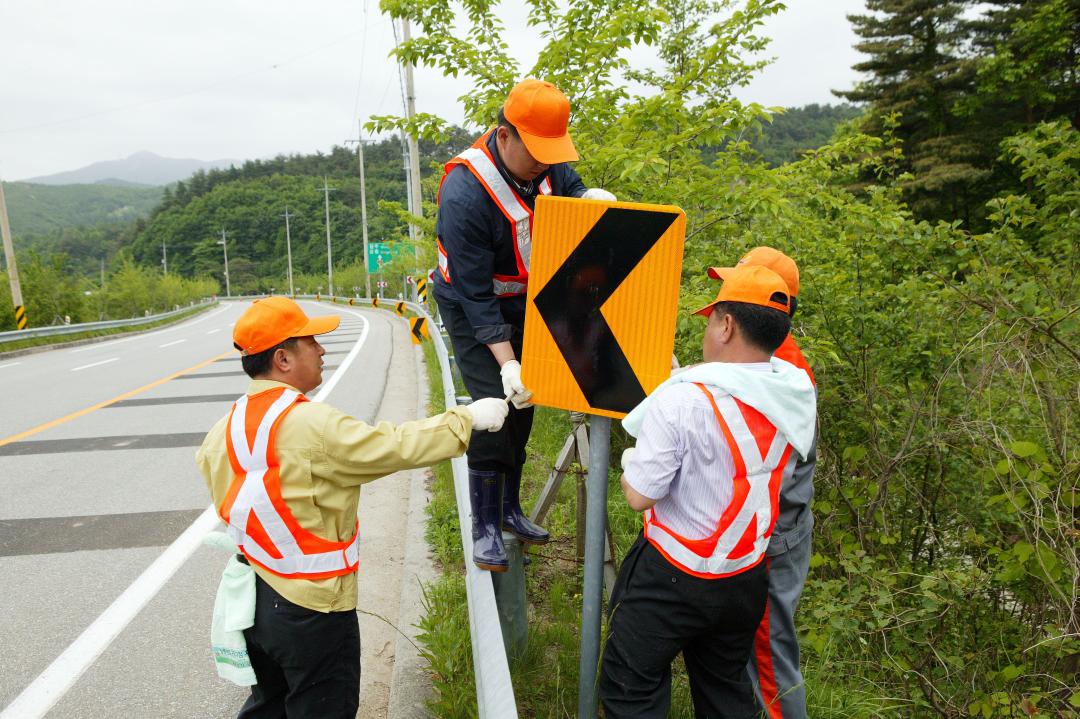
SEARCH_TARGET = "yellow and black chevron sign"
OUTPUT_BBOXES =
[395,302,405,317]
[410,317,429,344]
[14,304,26,330]
[372,297,379,308]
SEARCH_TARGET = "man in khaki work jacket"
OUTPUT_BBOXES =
[196,296,509,718]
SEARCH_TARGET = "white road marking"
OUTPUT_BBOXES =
[159,339,186,348]
[0,362,21,369]
[0,309,371,719]
[206,328,220,335]
[70,358,119,372]
[69,305,233,354]
[0,508,221,719]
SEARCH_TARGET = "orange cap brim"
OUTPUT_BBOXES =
[691,300,718,318]
[519,129,579,165]
[707,266,734,281]
[291,314,340,339]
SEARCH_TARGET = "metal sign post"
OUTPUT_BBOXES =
[578,414,611,718]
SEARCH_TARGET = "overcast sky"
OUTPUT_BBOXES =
[0,0,866,181]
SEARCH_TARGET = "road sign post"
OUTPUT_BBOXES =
[521,195,686,718]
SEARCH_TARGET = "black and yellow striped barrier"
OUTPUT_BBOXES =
[14,304,26,330]
[416,277,428,304]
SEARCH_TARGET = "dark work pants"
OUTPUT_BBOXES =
[238,575,360,719]
[600,534,768,719]
[747,533,812,718]
[436,291,534,472]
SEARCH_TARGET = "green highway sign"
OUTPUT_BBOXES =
[366,242,407,273]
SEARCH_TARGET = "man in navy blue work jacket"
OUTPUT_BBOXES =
[434,78,615,571]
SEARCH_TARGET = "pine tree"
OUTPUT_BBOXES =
[835,0,990,225]
[961,0,1080,131]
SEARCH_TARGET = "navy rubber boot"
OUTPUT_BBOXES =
[469,468,508,572]
[502,465,550,545]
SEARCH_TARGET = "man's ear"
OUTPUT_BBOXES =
[496,125,509,142]
[719,312,736,344]
[271,346,292,373]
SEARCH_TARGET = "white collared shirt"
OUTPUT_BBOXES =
[623,362,773,539]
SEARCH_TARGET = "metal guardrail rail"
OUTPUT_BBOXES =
[0,299,218,344]
[315,295,519,718]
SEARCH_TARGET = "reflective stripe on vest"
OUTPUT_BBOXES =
[221,388,360,579]
[643,383,793,579]
[436,131,552,297]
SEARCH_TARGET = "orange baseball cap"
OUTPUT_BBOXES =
[232,296,340,356]
[693,265,791,317]
[503,79,579,164]
[708,246,800,297]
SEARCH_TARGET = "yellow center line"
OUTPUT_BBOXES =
[0,349,237,448]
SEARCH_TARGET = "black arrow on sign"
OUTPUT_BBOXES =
[411,317,427,342]
[534,207,678,414]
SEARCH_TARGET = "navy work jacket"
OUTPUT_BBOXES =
[434,131,586,344]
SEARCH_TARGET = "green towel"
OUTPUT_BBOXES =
[204,532,257,686]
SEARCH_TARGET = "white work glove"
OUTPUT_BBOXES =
[620,447,636,471]
[581,188,616,201]
[465,397,510,432]
[499,360,534,409]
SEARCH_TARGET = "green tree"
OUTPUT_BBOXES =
[835,0,989,225]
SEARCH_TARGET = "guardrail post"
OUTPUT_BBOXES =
[491,534,528,661]
[578,415,611,718]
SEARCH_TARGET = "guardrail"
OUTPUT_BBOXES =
[314,294,519,718]
[0,299,218,344]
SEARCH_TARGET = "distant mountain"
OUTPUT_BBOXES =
[3,182,162,237]
[21,151,241,187]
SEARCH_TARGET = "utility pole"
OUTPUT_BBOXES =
[401,17,424,246]
[321,176,337,297]
[345,121,372,299]
[161,240,168,274]
[0,180,26,329]
[282,206,295,297]
[217,228,231,298]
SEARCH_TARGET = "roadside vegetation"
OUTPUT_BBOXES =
[376,0,1079,716]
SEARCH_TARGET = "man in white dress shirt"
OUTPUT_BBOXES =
[599,265,817,718]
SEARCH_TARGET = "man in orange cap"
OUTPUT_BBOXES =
[710,248,815,719]
[600,266,816,718]
[433,78,615,572]
[196,297,509,718]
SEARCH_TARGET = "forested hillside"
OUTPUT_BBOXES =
[751,104,862,166]
[126,131,470,287]
[4,182,161,236]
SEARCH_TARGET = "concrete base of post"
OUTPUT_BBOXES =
[491,532,528,662]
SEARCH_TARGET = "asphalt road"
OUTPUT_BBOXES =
[0,299,425,718]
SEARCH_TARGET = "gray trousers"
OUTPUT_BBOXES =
[747,529,811,719]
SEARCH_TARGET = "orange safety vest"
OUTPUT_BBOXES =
[643,383,794,579]
[219,387,359,580]
[774,333,815,386]
[436,130,552,297]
